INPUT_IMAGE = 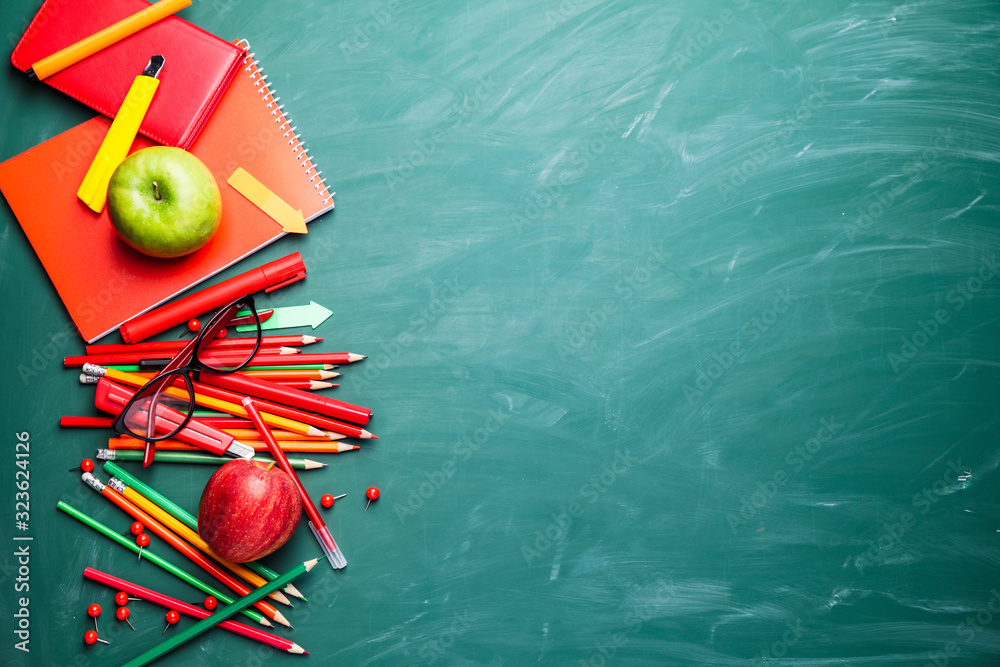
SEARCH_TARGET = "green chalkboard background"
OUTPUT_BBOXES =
[2,0,1000,665]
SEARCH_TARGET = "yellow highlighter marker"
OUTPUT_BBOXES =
[78,55,164,214]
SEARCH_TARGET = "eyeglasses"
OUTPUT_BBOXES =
[112,295,263,444]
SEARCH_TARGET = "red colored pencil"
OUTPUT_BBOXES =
[81,473,289,627]
[108,437,360,453]
[61,415,113,428]
[240,369,340,381]
[185,379,376,439]
[85,335,322,355]
[83,567,307,654]
[199,370,371,425]
[65,346,301,367]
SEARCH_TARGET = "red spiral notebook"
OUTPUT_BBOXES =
[10,0,244,149]
[0,41,334,343]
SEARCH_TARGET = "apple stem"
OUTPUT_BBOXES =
[152,181,161,201]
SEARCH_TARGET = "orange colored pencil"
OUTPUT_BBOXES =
[109,437,360,453]
[91,367,330,438]
[81,473,289,627]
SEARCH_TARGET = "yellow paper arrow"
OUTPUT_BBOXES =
[228,167,307,234]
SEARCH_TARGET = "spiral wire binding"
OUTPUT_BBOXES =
[236,40,334,207]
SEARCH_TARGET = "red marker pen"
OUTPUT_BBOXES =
[93,378,254,459]
[119,253,306,343]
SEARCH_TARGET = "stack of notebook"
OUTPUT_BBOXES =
[0,0,334,342]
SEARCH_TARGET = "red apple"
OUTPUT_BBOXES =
[198,459,302,562]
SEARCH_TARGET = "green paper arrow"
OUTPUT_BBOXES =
[236,301,333,331]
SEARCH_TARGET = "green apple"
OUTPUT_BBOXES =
[107,146,222,258]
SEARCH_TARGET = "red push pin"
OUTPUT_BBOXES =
[216,327,227,339]
[115,591,141,606]
[122,521,144,537]
[321,493,347,508]
[70,459,95,472]
[203,596,217,610]
[116,605,136,631]
[188,319,201,332]
[87,603,102,633]
[163,610,180,634]
[83,630,109,645]
[365,486,380,512]
[136,533,150,561]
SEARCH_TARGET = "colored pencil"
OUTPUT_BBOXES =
[104,461,307,601]
[188,379,376,438]
[89,366,331,438]
[80,371,336,389]
[56,501,269,626]
[122,558,318,667]
[108,437,360,453]
[61,415,113,428]
[97,448,327,469]
[66,346,301,367]
[85,334,322,355]
[243,398,346,570]
[80,472,289,627]
[95,367,373,438]
[198,370,371,425]
[218,352,365,365]
[84,568,307,654]
[240,369,339,381]
[109,363,337,372]
[110,480,293,607]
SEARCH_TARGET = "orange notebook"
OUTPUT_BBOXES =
[0,41,334,342]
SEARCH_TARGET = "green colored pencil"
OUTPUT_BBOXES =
[56,501,268,626]
[97,448,326,470]
[123,557,320,667]
[102,462,307,602]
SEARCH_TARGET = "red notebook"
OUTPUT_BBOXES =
[0,41,334,342]
[11,0,244,149]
